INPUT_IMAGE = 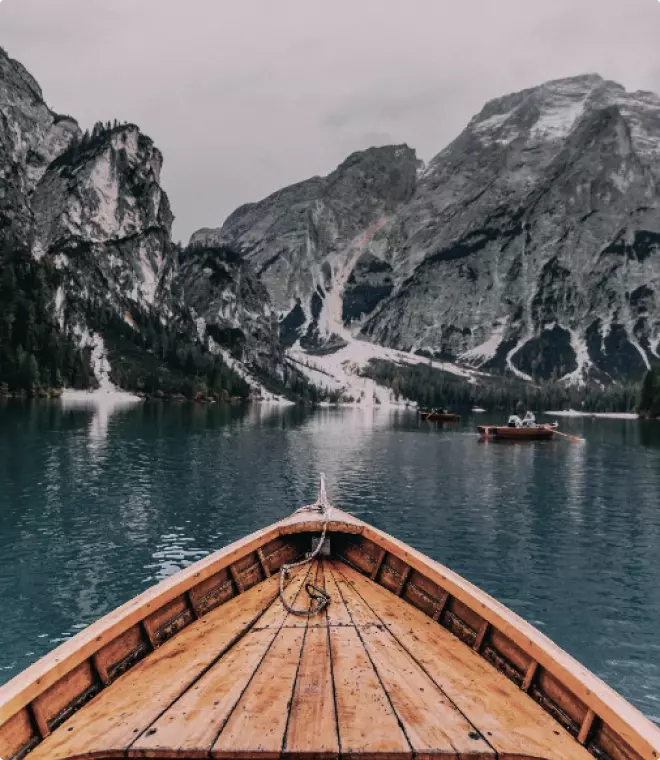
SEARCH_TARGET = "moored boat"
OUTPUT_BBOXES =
[479,422,559,440]
[420,408,461,421]
[0,478,657,760]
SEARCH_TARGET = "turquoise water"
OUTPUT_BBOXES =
[1,401,659,720]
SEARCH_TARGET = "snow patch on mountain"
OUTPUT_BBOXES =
[209,340,292,404]
[139,250,159,306]
[62,332,141,404]
[290,337,479,407]
[559,329,591,387]
[461,319,508,364]
[506,340,533,382]
[54,286,65,330]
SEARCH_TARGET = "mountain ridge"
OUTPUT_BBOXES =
[0,48,296,401]
[191,72,660,387]
[2,43,659,404]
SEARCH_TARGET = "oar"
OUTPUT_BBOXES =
[551,428,585,443]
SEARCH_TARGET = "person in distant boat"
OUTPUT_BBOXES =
[522,410,536,427]
[507,414,522,428]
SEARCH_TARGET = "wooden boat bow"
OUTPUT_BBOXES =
[0,492,658,760]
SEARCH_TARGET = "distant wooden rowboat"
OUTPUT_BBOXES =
[421,409,461,421]
[0,481,658,760]
[479,422,559,440]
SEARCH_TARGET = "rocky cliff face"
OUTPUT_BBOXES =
[194,74,660,384]
[0,46,79,243]
[0,47,279,394]
[30,124,175,328]
[177,243,280,374]
[192,145,420,349]
[360,74,660,383]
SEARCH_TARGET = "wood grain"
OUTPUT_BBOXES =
[322,559,352,627]
[212,627,306,758]
[132,628,278,756]
[284,625,338,758]
[329,625,409,758]
[337,562,593,760]
[336,567,494,759]
[27,576,283,760]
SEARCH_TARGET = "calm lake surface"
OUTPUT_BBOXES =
[1,400,660,720]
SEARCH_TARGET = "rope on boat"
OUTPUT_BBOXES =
[279,473,332,617]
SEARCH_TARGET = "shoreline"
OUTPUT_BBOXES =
[544,409,638,420]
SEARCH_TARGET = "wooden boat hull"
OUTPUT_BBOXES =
[479,423,557,439]
[0,502,658,760]
[421,411,461,421]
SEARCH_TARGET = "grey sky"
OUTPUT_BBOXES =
[2,0,660,242]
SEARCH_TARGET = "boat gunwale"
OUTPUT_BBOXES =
[0,509,658,760]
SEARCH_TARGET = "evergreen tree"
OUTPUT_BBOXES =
[639,364,660,418]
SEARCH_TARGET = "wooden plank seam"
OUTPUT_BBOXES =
[229,564,245,594]
[185,590,199,620]
[30,700,50,739]
[204,564,316,754]
[140,619,156,650]
[124,571,312,756]
[91,652,110,687]
[473,621,489,653]
[328,563,416,755]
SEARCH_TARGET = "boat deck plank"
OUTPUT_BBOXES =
[335,561,595,760]
[322,559,352,627]
[330,625,410,758]
[24,558,599,760]
[331,564,495,759]
[26,574,294,760]
[211,626,306,758]
[132,569,312,757]
[283,626,338,757]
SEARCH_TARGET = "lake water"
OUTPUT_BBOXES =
[1,400,660,721]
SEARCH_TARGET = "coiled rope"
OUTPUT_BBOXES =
[279,474,332,616]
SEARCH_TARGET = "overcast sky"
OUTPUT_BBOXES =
[2,0,660,241]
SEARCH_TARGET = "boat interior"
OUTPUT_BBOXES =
[0,510,656,760]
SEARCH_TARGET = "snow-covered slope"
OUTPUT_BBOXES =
[288,337,479,406]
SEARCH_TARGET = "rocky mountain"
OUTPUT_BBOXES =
[4,40,659,398]
[0,46,283,399]
[193,74,660,385]
[360,74,660,384]
[0,47,80,243]
[192,145,420,350]
[176,243,281,376]
[31,123,175,328]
